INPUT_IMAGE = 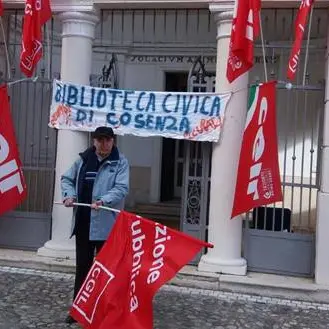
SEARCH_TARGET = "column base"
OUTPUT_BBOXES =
[198,254,247,276]
[37,239,76,260]
[315,191,329,285]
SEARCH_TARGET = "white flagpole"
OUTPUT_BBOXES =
[54,201,120,213]
[302,6,313,86]
[259,11,268,82]
[45,21,51,80]
[0,17,11,80]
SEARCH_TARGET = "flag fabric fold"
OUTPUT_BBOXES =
[0,85,27,216]
[70,211,212,329]
[287,0,314,81]
[226,0,261,83]
[20,0,52,77]
[231,81,282,218]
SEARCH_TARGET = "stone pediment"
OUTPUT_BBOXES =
[3,0,329,11]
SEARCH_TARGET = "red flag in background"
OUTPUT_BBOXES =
[0,1,4,16]
[231,81,282,218]
[287,0,314,81]
[70,211,212,329]
[39,0,51,25]
[226,0,261,83]
[20,0,52,77]
[0,85,27,216]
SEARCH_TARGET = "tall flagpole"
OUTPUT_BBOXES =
[0,17,11,80]
[45,21,51,80]
[302,6,313,86]
[259,11,268,82]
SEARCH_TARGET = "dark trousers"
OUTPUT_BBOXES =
[73,221,105,299]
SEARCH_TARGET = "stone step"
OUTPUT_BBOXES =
[127,201,181,230]
[126,209,180,222]
[133,207,181,217]
[125,211,180,230]
[132,201,181,217]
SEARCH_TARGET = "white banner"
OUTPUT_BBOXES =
[49,80,232,142]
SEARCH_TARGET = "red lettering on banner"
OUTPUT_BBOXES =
[184,117,221,140]
[50,104,72,126]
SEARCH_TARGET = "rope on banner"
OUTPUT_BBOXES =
[258,11,268,82]
[228,80,298,97]
[7,76,39,86]
[302,6,313,86]
[0,17,11,80]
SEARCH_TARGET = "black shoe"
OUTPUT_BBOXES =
[65,315,77,324]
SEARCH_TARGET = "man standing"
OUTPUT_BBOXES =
[61,126,129,324]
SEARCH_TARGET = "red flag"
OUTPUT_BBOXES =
[0,1,3,16]
[287,0,314,81]
[226,0,261,83]
[231,81,282,218]
[20,0,52,77]
[70,211,212,329]
[0,85,27,216]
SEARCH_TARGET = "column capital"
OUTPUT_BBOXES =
[57,11,99,40]
[209,3,234,40]
[52,0,94,12]
[209,1,234,17]
[212,10,234,25]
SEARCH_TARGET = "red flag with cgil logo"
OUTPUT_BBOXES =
[287,0,314,81]
[231,81,282,218]
[20,0,52,77]
[0,85,27,216]
[70,211,213,329]
[226,0,261,83]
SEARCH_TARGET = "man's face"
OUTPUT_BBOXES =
[93,137,113,157]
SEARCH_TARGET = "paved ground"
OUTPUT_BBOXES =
[1,266,329,329]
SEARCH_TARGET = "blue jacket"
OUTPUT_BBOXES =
[61,146,129,241]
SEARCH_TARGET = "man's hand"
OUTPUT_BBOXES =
[91,200,103,210]
[63,198,76,207]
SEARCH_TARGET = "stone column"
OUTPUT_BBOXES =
[315,25,329,285]
[198,5,248,275]
[38,11,98,259]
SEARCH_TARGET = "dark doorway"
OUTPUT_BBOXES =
[160,72,188,202]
